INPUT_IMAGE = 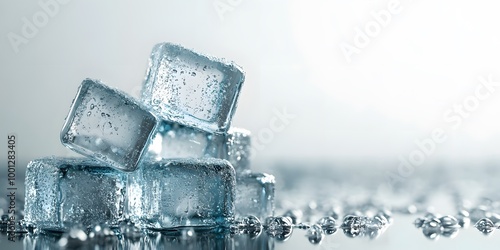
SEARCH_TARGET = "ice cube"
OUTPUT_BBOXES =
[147,122,251,172]
[235,172,275,221]
[23,157,127,231]
[147,120,224,160]
[128,158,236,229]
[61,79,158,172]
[141,43,245,133]
[225,128,252,172]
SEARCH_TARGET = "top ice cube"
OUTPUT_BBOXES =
[61,79,158,172]
[141,43,245,133]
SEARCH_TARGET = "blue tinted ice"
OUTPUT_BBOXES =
[147,120,224,160]
[225,128,252,172]
[23,157,127,231]
[141,43,245,133]
[61,79,158,172]
[128,158,236,229]
[235,172,275,221]
[147,122,251,172]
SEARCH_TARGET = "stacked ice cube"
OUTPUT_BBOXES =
[23,43,275,232]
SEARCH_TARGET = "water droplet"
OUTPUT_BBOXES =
[341,215,363,238]
[265,216,293,241]
[317,216,337,235]
[87,111,91,116]
[95,138,103,146]
[422,218,443,240]
[475,218,495,235]
[414,218,425,228]
[172,69,177,73]
[241,215,262,237]
[440,215,459,228]
[90,104,95,110]
[306,224,324,245]
[439,216,460,238]
[191,72,196,77]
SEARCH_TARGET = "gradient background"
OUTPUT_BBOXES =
[1,0,500,248]
[2,0,500,171]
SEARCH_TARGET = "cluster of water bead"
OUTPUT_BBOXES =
[304,216,340,244]
[231,215,263,238]
[339,211,392,239]
[414,214,462,240]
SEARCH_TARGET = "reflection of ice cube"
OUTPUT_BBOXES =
[23,157,127,231]
[128,158,235,229]
[236,172,275,221]
[141,43,245,133]
[61,79,158,172]
[146,121,251,172]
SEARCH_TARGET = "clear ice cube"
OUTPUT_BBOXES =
[61,79,158,172]
[23,157,127,231]
[147,122,251,172]
[147,120,224,160]
[128,158,236,229]
[141,43,245,133]
[235,172,275,221]
[225,128,252,172]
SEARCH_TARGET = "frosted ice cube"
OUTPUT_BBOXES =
[61,79,158,172]
[141,43,245,133]
[128,158,235,229]
[23,157,127,231]
[235,172,275,221]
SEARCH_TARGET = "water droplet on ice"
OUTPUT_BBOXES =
[95,138,103,146]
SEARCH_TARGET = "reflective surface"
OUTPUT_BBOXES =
[3,164,500,249]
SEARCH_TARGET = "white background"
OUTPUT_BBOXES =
[1,0,500,171]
